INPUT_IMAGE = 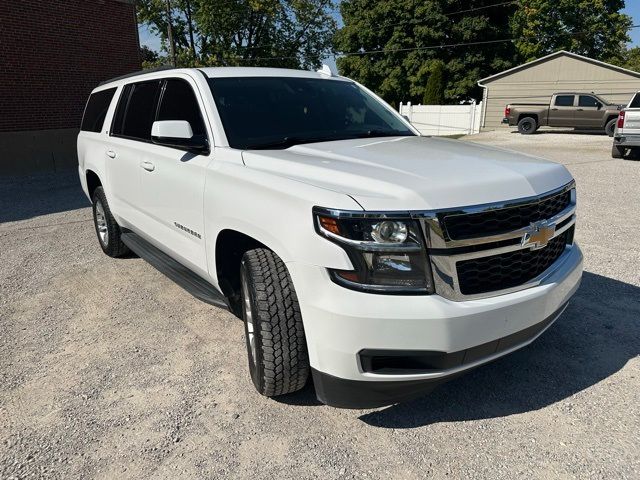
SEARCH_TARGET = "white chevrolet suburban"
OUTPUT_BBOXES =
[78,66,583,408]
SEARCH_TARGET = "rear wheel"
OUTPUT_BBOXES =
[605,119,617,137]
[611,145,625,159]
[240,248,309,397]
[517,117,537,135]
[91,187,130,257]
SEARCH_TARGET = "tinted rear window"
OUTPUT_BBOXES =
[629,93,640,108]
[81,88,117,132]
[555,95,575,107]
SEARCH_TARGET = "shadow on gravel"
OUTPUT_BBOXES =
[0,169,89,223]
[359,271,640,429]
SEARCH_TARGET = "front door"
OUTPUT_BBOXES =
[136,76,212,277]
[548,95,576,127]
[574,95,603,128]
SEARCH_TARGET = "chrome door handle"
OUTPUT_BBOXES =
[106,150,116,158]
[140,161,155,172]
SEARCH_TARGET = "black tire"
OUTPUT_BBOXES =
[611,145,625,159]
[517,117,537,135]
[91,186,130,258]
[605,119,617,137]
[240,248,309,397]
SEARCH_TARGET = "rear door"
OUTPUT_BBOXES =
[106,80,163,227]
[135,76,212,277]
[575,95,603,128]
[548,95,576,127]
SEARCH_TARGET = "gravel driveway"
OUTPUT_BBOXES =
[1,130,639,479]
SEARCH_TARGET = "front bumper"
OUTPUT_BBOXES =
[287,244,583,408]
[614,134,640,147]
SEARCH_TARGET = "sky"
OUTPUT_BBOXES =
[624,3,640,45]
[139,3,640,58]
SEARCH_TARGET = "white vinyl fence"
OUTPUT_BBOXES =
[399,101,483,136]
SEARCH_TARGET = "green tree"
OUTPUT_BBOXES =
[613,46,640,72]
[511,0,632,63]
[422,60,445,104]
[137,0,336,69]
[334,0,517,106]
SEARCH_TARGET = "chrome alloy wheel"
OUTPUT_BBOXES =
[95,200,109,246]
[241,266,257,363]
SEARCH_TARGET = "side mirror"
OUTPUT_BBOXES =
[597,102,602,110]
[151,120,208,153]
[402,114,411,122]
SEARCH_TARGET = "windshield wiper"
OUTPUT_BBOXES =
[245,135,335,150]
[354,129,413,138]
[245,130,413,150]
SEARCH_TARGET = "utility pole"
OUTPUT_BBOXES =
[165,0,177,67]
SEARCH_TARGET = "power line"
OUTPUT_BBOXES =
[229,24,640,62]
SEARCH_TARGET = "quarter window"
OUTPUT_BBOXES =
[555,95,575,107]
[81,88,117,132]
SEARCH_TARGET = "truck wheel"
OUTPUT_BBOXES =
[611,145,625,159]
[605,119,617,137]
[240,248,309,397]
[91,187,130,257]
[517,117,537,134]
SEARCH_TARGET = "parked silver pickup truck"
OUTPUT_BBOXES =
[504,93,622,136]
[612,91,640,158]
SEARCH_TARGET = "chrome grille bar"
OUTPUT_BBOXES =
[412,181,577,301]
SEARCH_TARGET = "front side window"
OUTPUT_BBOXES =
[578,96,599,108]
[81,88,117,132]
[117,80,162,141]
[157,79,207,139]
[555,95,575,107]
[207,77,414,149]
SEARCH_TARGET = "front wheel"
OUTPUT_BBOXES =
[240,248,309,397]
[605,119,617,137]
[517,117,537,135]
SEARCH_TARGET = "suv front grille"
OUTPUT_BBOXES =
[441,190,571,240]
[418,182,577,301]
[456,229,570,295]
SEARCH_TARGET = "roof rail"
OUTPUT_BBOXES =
[98,66,178,86]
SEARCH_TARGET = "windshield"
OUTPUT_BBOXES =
[207,76,415,149]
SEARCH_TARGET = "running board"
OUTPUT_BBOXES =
[121,231,229,309]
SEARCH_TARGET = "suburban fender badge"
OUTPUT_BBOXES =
[174,222,202,240]
[521,220,556,250]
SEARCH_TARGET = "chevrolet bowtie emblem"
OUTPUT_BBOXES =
[521,220,556,250]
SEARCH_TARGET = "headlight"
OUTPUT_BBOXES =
[314,207,434,294]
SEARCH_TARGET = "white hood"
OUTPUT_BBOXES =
[241,136,573,211]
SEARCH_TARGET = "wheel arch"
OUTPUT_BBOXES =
[604,114,618,127]
[86,169,102,201]
[214,229,272,314]
[518,113,538,125]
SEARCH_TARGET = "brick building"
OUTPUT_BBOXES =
[0,0,141,174]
